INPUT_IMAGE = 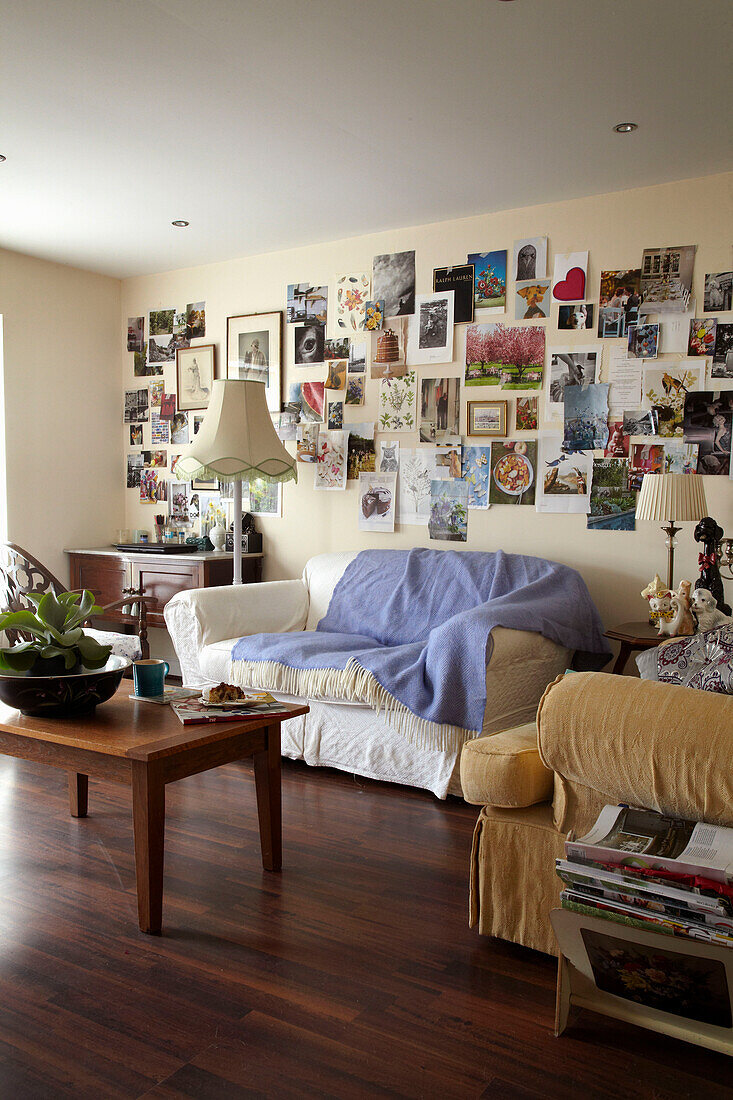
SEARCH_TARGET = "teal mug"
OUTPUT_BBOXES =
[132,658,169,697]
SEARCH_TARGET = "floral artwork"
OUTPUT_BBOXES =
[334,272,370,332]
[688,317,717,356]
[461,446,492,509]
[345,374,365,406]
[643,365,702,438]
[364,300,384,331]
[315,430,348,490]
[516,396,538,431]
[465,324,545,390]
[397,449,440,525]
[428,479,469,542]
[467,251,506,311]
[379,370,417,432]
[327,400,343,430]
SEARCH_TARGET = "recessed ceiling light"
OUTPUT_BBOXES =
[171,219,189,227]
[0,154,6,162]
[613,122,638,133]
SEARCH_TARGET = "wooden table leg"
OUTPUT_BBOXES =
[68,772,88,818]
[611,641,633,675]
[131,761,165,934]
[253,723,282,872]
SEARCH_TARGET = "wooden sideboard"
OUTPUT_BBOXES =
[66,548,264,630]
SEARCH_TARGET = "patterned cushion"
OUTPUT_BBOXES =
[83,628,142,662]
[657,625,733,694]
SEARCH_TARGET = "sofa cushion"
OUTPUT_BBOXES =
[657,625,733,694]
[460,723,552,808]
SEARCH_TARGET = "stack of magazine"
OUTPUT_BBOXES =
[557,805,733,948]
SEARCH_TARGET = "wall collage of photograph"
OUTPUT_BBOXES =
[124,248,733,542]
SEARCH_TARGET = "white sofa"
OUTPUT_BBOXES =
[164,551,571,798]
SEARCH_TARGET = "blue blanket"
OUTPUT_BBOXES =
[231,548,610,734]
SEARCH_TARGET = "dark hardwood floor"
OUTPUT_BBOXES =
[0,756,731,1099]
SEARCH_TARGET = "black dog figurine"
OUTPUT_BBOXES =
[694,516,731,615]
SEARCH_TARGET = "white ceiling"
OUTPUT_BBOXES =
[2,0,732,279]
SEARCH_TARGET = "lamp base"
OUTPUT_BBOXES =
[233,481,243,584]
[661,520,681,591]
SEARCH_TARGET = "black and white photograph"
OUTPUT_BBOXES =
[294,323,325,366]
[227,311,282,412]
[683,390,733,476]
[124,388,149,423]
[712,323,733,379]
[286,283,327,325]
[148,334,186,364]
[547,349,599,410]
[126,452,145,488]
[186,301,206,339]
[558,304,595,330]
[348,340,366,373]
[639,244,696,314]
[513,236,547,281]
[372,250,416,317]
[705,271,733,313]
[407,291,454,365]
[176,344,216,411]
[622,408,656,436]
[433,264,474,324]
[127,316,144,353]
[171,411,190,445]
[419,377,461,444]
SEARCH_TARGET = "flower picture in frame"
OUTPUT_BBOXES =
[226,311,283,413]
[176,344,216,412]
[467,400,507,437]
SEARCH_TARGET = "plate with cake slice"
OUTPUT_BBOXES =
[202,683,276,708]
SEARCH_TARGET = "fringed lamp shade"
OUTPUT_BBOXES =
[636,473,708,590]
[173,380,296,583]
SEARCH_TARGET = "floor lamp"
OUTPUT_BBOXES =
[174,380,297,583]
[635,472,707,591]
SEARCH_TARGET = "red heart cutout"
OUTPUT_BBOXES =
[553,266,586,302]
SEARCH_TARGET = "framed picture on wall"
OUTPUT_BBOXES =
[467,399,508,436]
[176,344,217,411]
[226,311,283,413]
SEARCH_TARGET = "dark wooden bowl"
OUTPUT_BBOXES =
[0,655,130,717]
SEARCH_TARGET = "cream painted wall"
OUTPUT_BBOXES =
[121,172,733,631]
[0,247,123,581]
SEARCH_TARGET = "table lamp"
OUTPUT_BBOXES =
[635,472,707,590]
[174,380,297,583]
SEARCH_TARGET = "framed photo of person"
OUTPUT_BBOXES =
[176,344,217,412]
[467,399,508,437]
[226,311,283,413]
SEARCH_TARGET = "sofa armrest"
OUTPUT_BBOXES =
[461,723,553,808]
[537,672,733,826]
[164,579,309,687]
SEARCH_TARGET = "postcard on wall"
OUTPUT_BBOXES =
[489,441,537,505]
[597,269,643,337]
[712,323,733,379]
[133,344,151,376]
[124,388,149,423]
[294,323,325,367]
[346,422,376,481]
[663,441,699,474]
[145,450,166,468]
[398,449,443,525]
[314,430,349,490]
[658,307,695,354]
[193,414,204,436]
[358,472,396,533]
[558,304,595,331]
[296,423,319,463]
[467,251,506,312]
[286,283,327,325]
[419,377,460,444]
[683,391,733,476]
[546,348,599,415]
[150,413,169,445]
[149,309,175,336]
[516,396,538,431]
[277,409,299,441]
[333,272,370,333]
[169,484,189,523]
[348,340,366,373]
[587,458,635,531]
[372,250,416,318]
[378,440,400,473]
[563,384,610,453]
[465,323,544,390]
[642,363,703,438]
[148,380,164,408]
[704,272,733,313]
[171,412,189,445]
[513,237,547,281]
[325,336,350,361]
[627,323,659,359]
[431,444,462,480]
[515,280,550,321]
[428,479,469,542]
[364,300,384,332]
[688,317,717,357]
[186,301,206,339]
[127,317,144,353]
[126,453,144,488]
[552,251,588,303]
[639,245,696,314]
[140,468,167,504]
[297,380,325,422]
[345,374,365,406]
[407,291,455,365]
[433,264,474,324]
[535,433,591,514]
[606,353,642,415]
[605,421,629,458]
[325,359,347,390]
[327,401,343,430]
[129,423,143,446]
[622,408,656,437]
[148,335,178,365]
[628,442,665,491]
[379,370,417,432]
[371,316,408,378]
[159,393,176,420]
[461,445,492,510]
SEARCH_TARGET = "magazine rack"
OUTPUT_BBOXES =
[552,908,733,1056]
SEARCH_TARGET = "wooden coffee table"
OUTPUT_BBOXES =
[0,685,307,934]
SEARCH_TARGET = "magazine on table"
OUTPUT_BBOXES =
[556,859,733,919]
[171,697,292,726]
[566,805,733,885]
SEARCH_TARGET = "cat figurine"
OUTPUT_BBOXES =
[380,443,398,472]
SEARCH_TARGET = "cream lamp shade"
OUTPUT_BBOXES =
[636,472,708,590]
[174,379,296,583]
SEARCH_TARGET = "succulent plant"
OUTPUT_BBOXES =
[0,590,112,674]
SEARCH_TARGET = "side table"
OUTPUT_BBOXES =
[604,620,661,675]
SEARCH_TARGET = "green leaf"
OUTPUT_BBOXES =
[56,627,83,647]
[0,643,40,671]
[76,634,112,665]
[57,592,81,605]
[78,590,95,619]
[37,592,66,632]
[0,608,44,631]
